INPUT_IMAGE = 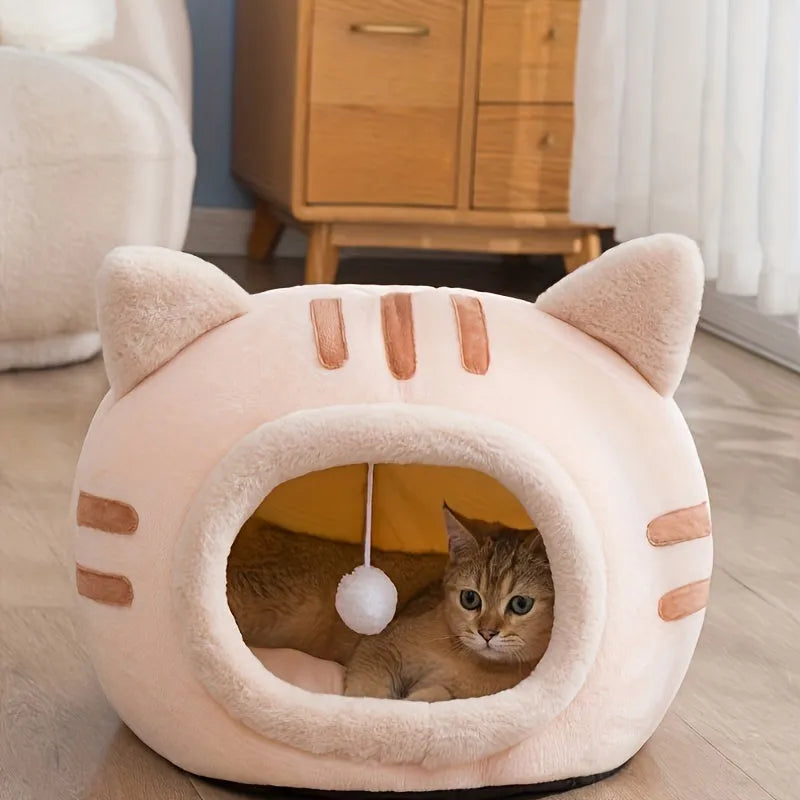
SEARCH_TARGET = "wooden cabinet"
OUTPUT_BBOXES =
[233,0,599,284]
[307,0,464,206]
[473,104,573,211]
[478,0,579,103]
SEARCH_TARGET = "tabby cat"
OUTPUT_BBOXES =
[227,507,553,700]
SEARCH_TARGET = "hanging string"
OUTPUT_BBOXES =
[364,462,374,568]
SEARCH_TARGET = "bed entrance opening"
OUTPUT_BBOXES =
[225,463,554,700]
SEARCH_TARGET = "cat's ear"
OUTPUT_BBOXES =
[523,530,547,558]
[97,246,251,399]
[443,505,479,562]
[535,234,704,397]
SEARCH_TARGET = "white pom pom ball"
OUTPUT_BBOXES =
[335,565,398,635]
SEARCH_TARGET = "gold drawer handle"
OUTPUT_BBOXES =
[540,132,557,149]
[350,22,430,37]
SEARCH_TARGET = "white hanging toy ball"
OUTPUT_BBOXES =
[335,463,398,635]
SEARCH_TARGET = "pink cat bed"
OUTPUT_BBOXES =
[73,234,712,794]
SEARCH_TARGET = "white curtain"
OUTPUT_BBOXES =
[571,0,800,318]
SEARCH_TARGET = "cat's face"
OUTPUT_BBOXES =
[442,509,554,666]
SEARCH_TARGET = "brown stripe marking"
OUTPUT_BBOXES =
[647,502,711,546]
[76,564,134,607]
[77,491,139,534]
[659,578,710,622]
[381,293,416,380]
[451,295,490,375]
[310,298,348,369]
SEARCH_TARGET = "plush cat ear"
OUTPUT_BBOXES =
[535,234,704,397]
[443,506,479,561]
[97,246,251,398]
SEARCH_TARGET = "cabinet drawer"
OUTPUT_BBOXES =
[479,0,579,103]
[306,0,464,206]
[473,105,572,211]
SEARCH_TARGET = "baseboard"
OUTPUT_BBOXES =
[700,286,800,373]
[185,206,307,258]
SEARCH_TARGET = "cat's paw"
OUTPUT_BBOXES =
[405,685,452,703]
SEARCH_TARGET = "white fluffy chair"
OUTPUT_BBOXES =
[0,0,195,371]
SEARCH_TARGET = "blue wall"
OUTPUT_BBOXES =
[186,0,253,209]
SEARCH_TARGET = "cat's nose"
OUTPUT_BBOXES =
[479,629,499,642]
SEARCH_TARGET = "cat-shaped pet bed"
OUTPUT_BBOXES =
[73,234,712,794]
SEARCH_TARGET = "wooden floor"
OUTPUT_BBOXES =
[1,255,798,799]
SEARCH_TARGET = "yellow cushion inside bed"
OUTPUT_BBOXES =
[253,464,533,553]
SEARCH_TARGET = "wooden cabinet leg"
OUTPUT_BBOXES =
[248,200,284,261]
[583,230,602,261]
[305,224,339,284]
[564,230,602,273]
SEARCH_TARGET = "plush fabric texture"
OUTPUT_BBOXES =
[73,237,712,789]
[251,648,346,695]
[0,0,116,52]
[97,247,251,398]
[0,2,194,371]
[535,234,704,397]
[172,406,606,767]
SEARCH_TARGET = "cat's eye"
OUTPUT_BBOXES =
[460,589,481,610]
[508,595,535,615]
